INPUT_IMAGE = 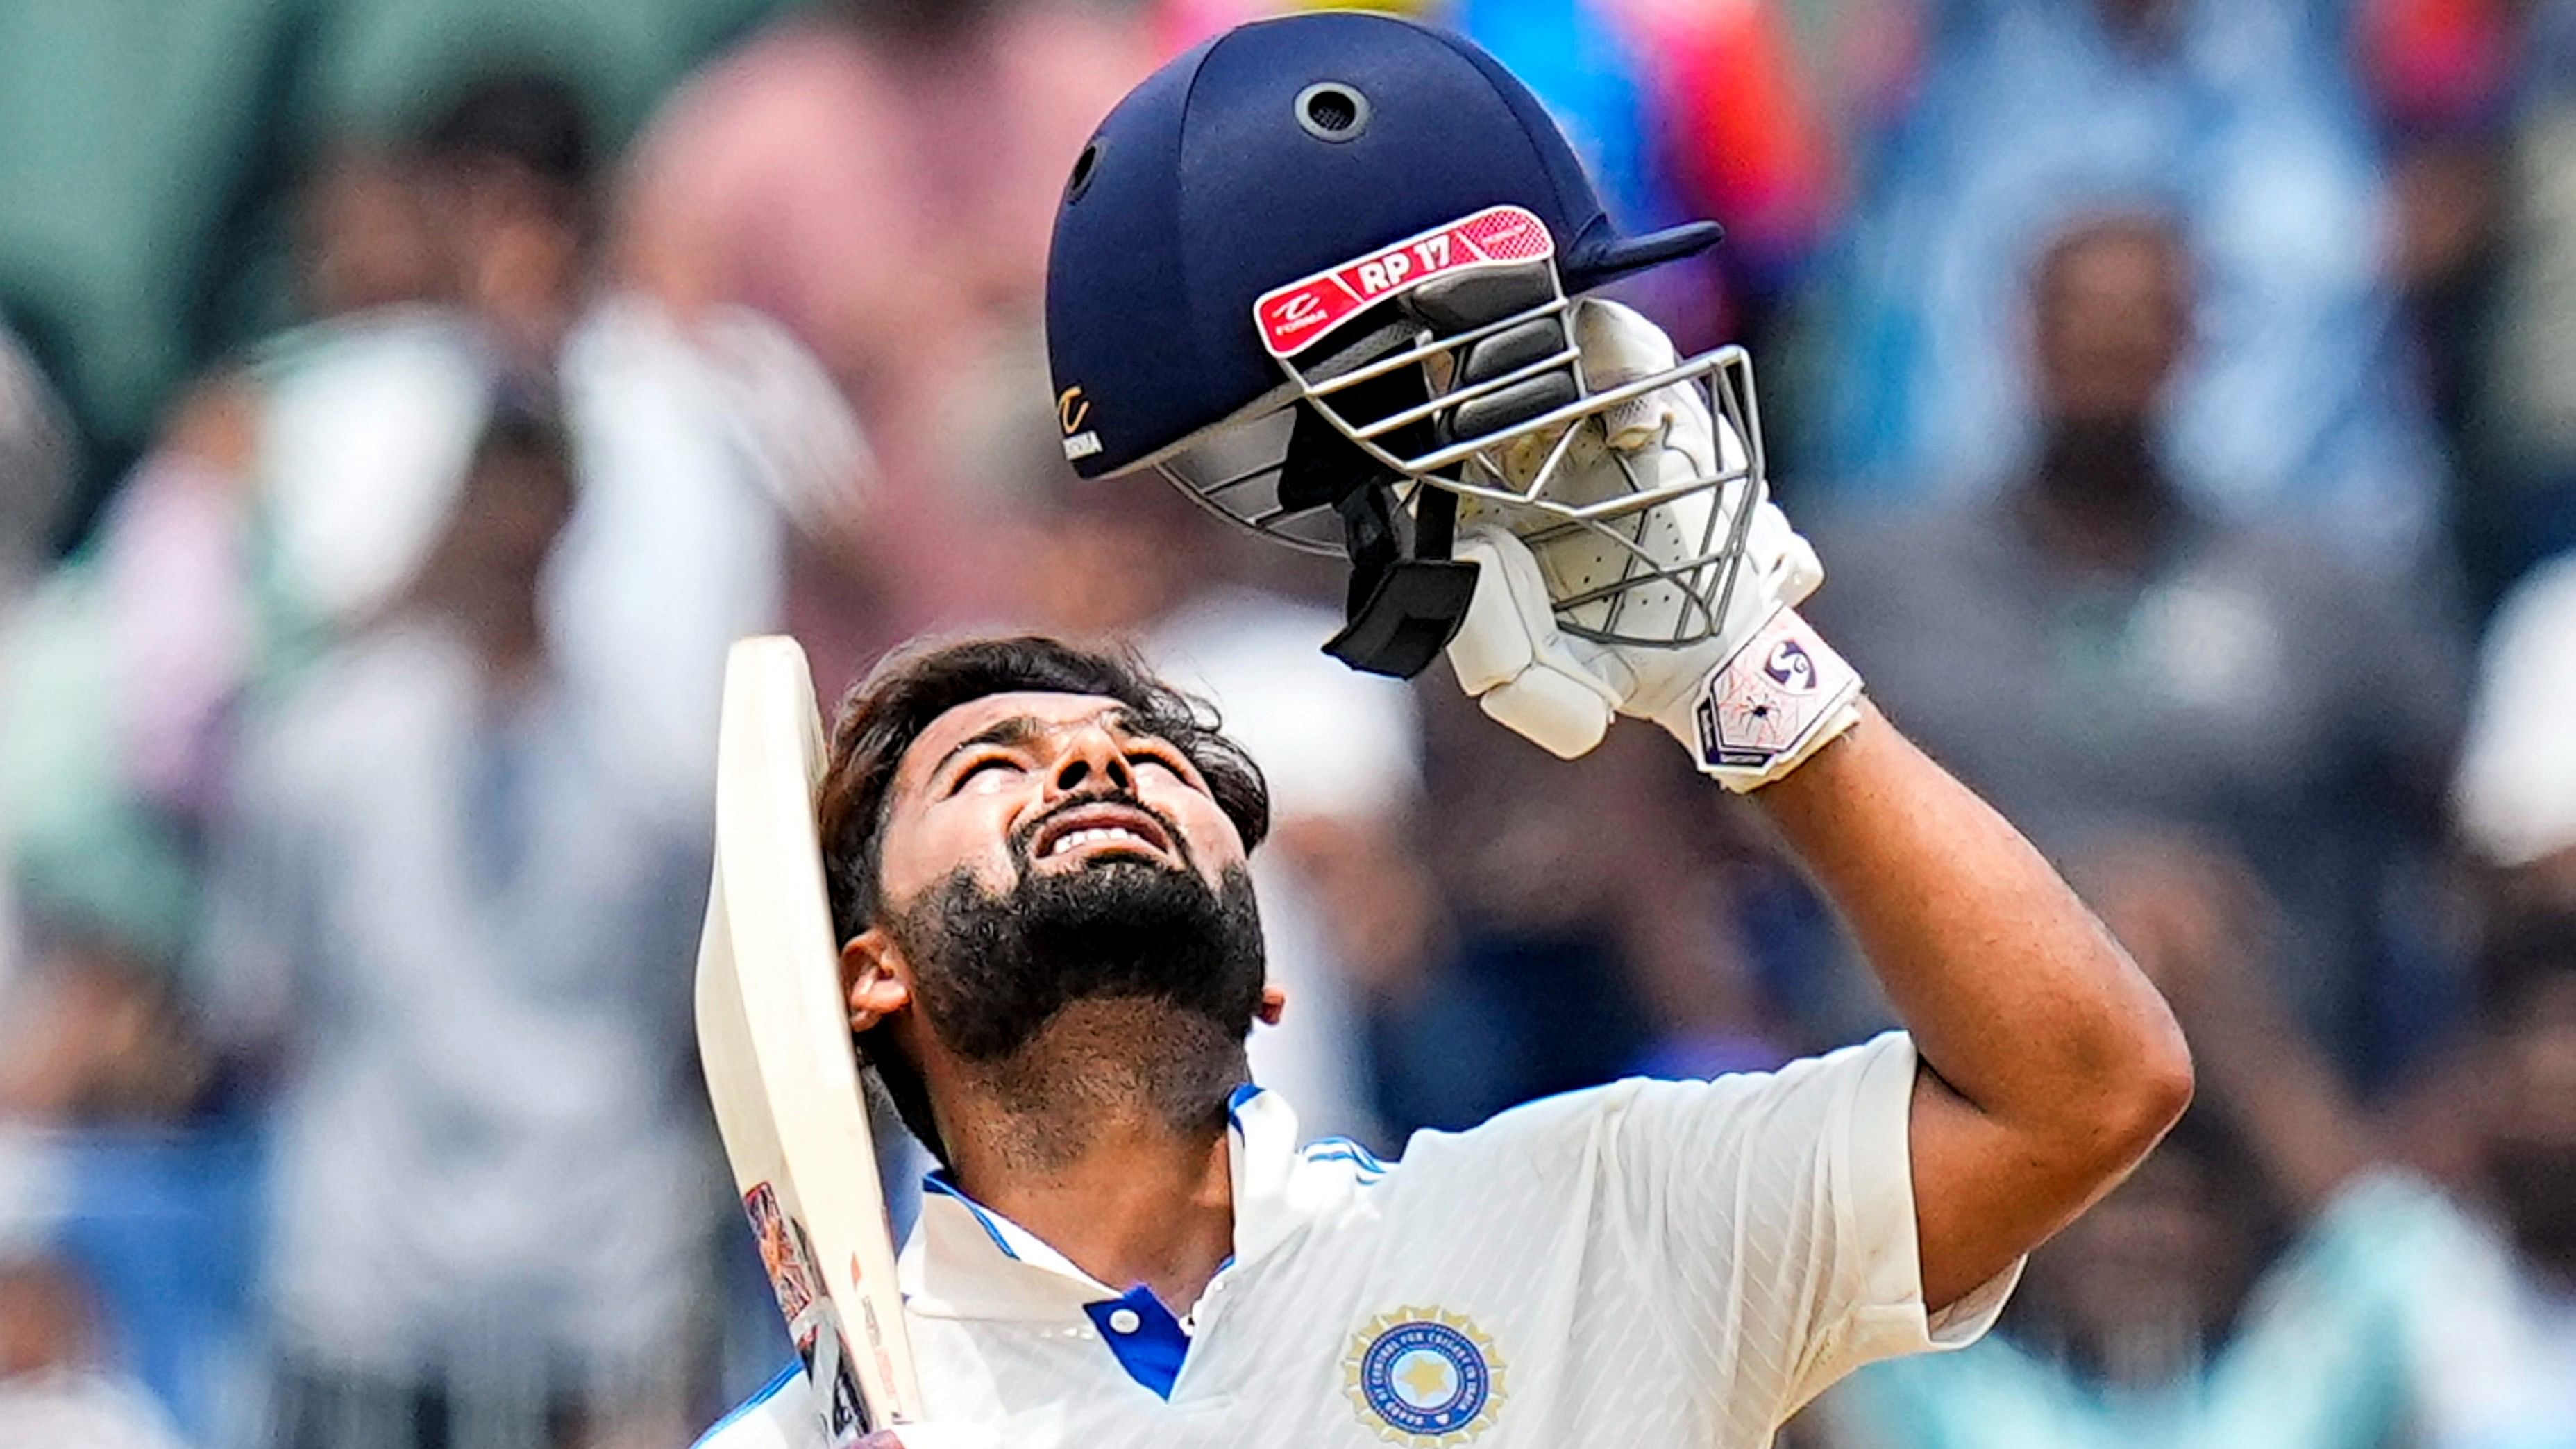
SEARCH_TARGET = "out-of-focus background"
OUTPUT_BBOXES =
[1,0,2572,1445]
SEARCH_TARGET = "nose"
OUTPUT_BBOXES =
[1047,722,1134,798]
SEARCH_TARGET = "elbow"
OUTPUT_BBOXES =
[2104,1010,2196,1163]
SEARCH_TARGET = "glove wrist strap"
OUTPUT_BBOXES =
[1653,607,1864,791]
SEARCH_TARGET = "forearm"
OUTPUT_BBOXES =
[1753,705,2193,1300]
[1758,705,2182,1120]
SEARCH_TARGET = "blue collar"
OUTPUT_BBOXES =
[897,1085,1328,1398]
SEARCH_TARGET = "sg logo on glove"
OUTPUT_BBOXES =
[1695,611,1862,776]
[1763,639,1819,692]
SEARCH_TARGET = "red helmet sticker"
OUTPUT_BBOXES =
[1255,205,1556,360]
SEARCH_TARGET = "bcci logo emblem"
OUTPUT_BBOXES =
[1344,1309,1506,1446]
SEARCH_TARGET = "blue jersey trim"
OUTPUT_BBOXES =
[923,1169,1020,1260]
[1302,1148,1388,1182]
[691,1359,802,1448]
[1306,1136,1389,1173]
[1225,1082,1263,1123]
[1084,1285,1190,1400]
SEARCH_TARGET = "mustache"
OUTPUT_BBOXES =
[1008,790,1194,872]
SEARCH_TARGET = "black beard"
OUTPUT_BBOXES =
[887,848,1267,1066]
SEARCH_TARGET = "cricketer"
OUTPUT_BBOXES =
[696,11,2194,1448]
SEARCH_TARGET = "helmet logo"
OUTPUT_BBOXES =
[1255,205,1555,360]
[1057,386,1102,462]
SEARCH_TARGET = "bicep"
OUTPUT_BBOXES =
[1906,1064,2097,1312]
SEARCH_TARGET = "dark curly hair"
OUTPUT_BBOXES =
[814,635,1270,1157]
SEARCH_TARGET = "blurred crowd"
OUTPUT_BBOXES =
[0,0,2570,1446]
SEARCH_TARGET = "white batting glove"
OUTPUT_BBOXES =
[1444,301,1862,791]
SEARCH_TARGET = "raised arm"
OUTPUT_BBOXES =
[1754,707,2194,1309]
[1437,300,2190,1311]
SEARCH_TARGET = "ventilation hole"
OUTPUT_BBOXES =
[1065,140,1102,203]
[1295,82,1370,142]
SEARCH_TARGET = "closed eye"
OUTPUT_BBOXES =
[949,755,1026,794]
[1125,742,1201,790]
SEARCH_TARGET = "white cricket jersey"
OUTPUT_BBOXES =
[698,1032,2019,1449]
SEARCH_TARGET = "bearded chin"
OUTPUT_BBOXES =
[892,856,1268,1065]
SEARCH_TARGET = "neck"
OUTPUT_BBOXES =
[2020,418,2176,575]
[939,1000,1246,1313]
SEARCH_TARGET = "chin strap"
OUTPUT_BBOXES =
[1323,482,1479,678]
[1274,374,1479,680]
[1297,265,1585,680]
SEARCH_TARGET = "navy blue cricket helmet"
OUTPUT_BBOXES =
[1045,10,1762,678]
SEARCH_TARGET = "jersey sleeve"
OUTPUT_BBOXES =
[1547,1032,2017,1424]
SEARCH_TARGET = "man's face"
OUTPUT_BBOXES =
[866,692,1264,1062]
[2033,224,2191,428]
[877,692,1248,905]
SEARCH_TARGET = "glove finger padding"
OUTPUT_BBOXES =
[1447,526,1621,759]
[1743,497,1823,611]
[1442,301,1865,789]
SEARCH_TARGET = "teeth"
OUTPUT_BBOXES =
[1047,825,1152,858]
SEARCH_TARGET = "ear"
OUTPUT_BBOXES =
[1256,985,1287,1028]
[839,929,914,1034]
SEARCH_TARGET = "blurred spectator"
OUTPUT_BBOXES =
[414,70,600,377]
[1022,472,1426,1150]
[1807,213,2465,1087]
[249,71,600,644]
[0,0,800,510]
[2454,546,2576,905]
[1,65,852,982]
[618,0,1174,691]
[0,1252,190,1449]
[253,71,851,785]
[2407,910,2576,1447]
[194,405,716,1449]
[1813,0,2442,560]
[2364,0,2576,604]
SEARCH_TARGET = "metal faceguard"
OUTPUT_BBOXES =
[1147,206,1767,679]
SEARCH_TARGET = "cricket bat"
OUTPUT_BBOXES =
[697,635,925,1441]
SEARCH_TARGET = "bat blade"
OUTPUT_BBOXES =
[696,636,923,1441]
